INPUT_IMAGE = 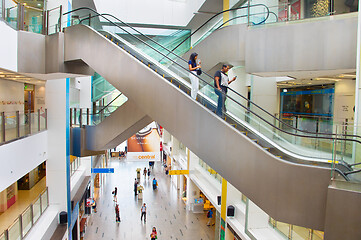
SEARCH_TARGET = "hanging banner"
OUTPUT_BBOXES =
[127,122,161,161]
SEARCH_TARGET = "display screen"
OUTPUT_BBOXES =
[280,88,334,117]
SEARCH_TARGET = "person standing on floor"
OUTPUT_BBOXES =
[115,204,120,222]
[134,178,138,196]
[147,168,151,179]
[150,227,157,240]
[214,65,237,117]
[112,187,117,202]
[207,208,214,226]
[152,178,158,190]
[141,203,147,223]
[143,167,147,178]
[188,52,202,100]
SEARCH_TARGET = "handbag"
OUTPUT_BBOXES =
[196,68,202,75]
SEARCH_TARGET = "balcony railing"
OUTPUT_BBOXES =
[0,187,49,240]
[0,109,47,145]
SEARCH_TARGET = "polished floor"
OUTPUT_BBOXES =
[84,158,215,240]
[0,177,46,233]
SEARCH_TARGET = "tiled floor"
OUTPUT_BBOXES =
[84,158,215,240]
[0,177,47,233]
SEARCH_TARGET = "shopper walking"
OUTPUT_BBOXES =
[115,204,120,222]
[188,52,201,100]
[134,178,138,196]
[150,227,157,240]
[141,203,147,223]
[152,178,158,190]
[143,167,147,178]
[112,187,117,202]
[147,168,151,179]
[214,64,237,117]
[207,208,214,226]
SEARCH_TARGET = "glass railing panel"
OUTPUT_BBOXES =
[4,111,17,142]
[41,190,48,213]
[48,8,61,35]
[276,221,291,238]
[313,230,324,240]
[19,112,30,138]
[5,3,18,30]
[40,110,46,131]
[21,206,32,237]
[0,233,5,240]
[292,225,312,240]
[24,7,43,34]
[32,198,41,223]
[8,218,20,240]
[31,112,39,134]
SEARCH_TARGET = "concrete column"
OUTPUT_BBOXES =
[186,178,200,208]
[250,75,278,124]
[78,76,92,109]
[220,178,228,240]
[45,79,71,226]
[353,0,361,163]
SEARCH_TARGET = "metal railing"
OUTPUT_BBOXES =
[0,109,47,145]
[0,187,49,240]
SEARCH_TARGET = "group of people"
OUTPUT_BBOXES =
[188,53,237,117]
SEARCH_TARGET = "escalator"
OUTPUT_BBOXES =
[62,8,361,230]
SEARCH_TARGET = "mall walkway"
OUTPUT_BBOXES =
[0,177,46,233]
[84,158,215,239]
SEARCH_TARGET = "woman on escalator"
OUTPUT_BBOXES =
[188,52,202,100]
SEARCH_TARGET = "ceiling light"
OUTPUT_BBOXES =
[283,89,287,92]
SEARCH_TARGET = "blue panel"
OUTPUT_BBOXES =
[91,168,115,173]
[66,78,72,238]
[72,127,82,157]
[70,202,79,230]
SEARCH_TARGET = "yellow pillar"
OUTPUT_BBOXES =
[223,0,230,25]
[220,178,227,239]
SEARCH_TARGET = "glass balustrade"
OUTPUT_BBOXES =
[1,188,48,239]
[0,109,47,145]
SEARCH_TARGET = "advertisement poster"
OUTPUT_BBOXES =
[127,122,161,161]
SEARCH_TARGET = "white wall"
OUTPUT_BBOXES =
[78,76,92,109]
[0,131,47,192]
[94,0,206,26]
[0,21,17,71]
[334,80,355,125]
[35,84,46,111]
[250,75,278,119]
[0,79,24,112]
[46,79,68,211]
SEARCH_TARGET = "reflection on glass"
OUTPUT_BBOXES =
[8,218,20,240]
[41,190,48,213]
[21,206,32,236]
[32,198,41,223]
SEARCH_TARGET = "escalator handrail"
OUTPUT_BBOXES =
[96,93,123,114]
[63,8,361,149]
[169,5,270,54]
[71,8,361,141]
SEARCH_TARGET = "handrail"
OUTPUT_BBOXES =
[63,8,361,161]
[169,5,270,55]
[69,8,361,141]
[96,93,122,114]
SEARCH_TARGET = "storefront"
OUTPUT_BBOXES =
[71,177,91,240]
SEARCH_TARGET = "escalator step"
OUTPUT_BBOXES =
[251,139,259,143]
[263,147,270,151]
